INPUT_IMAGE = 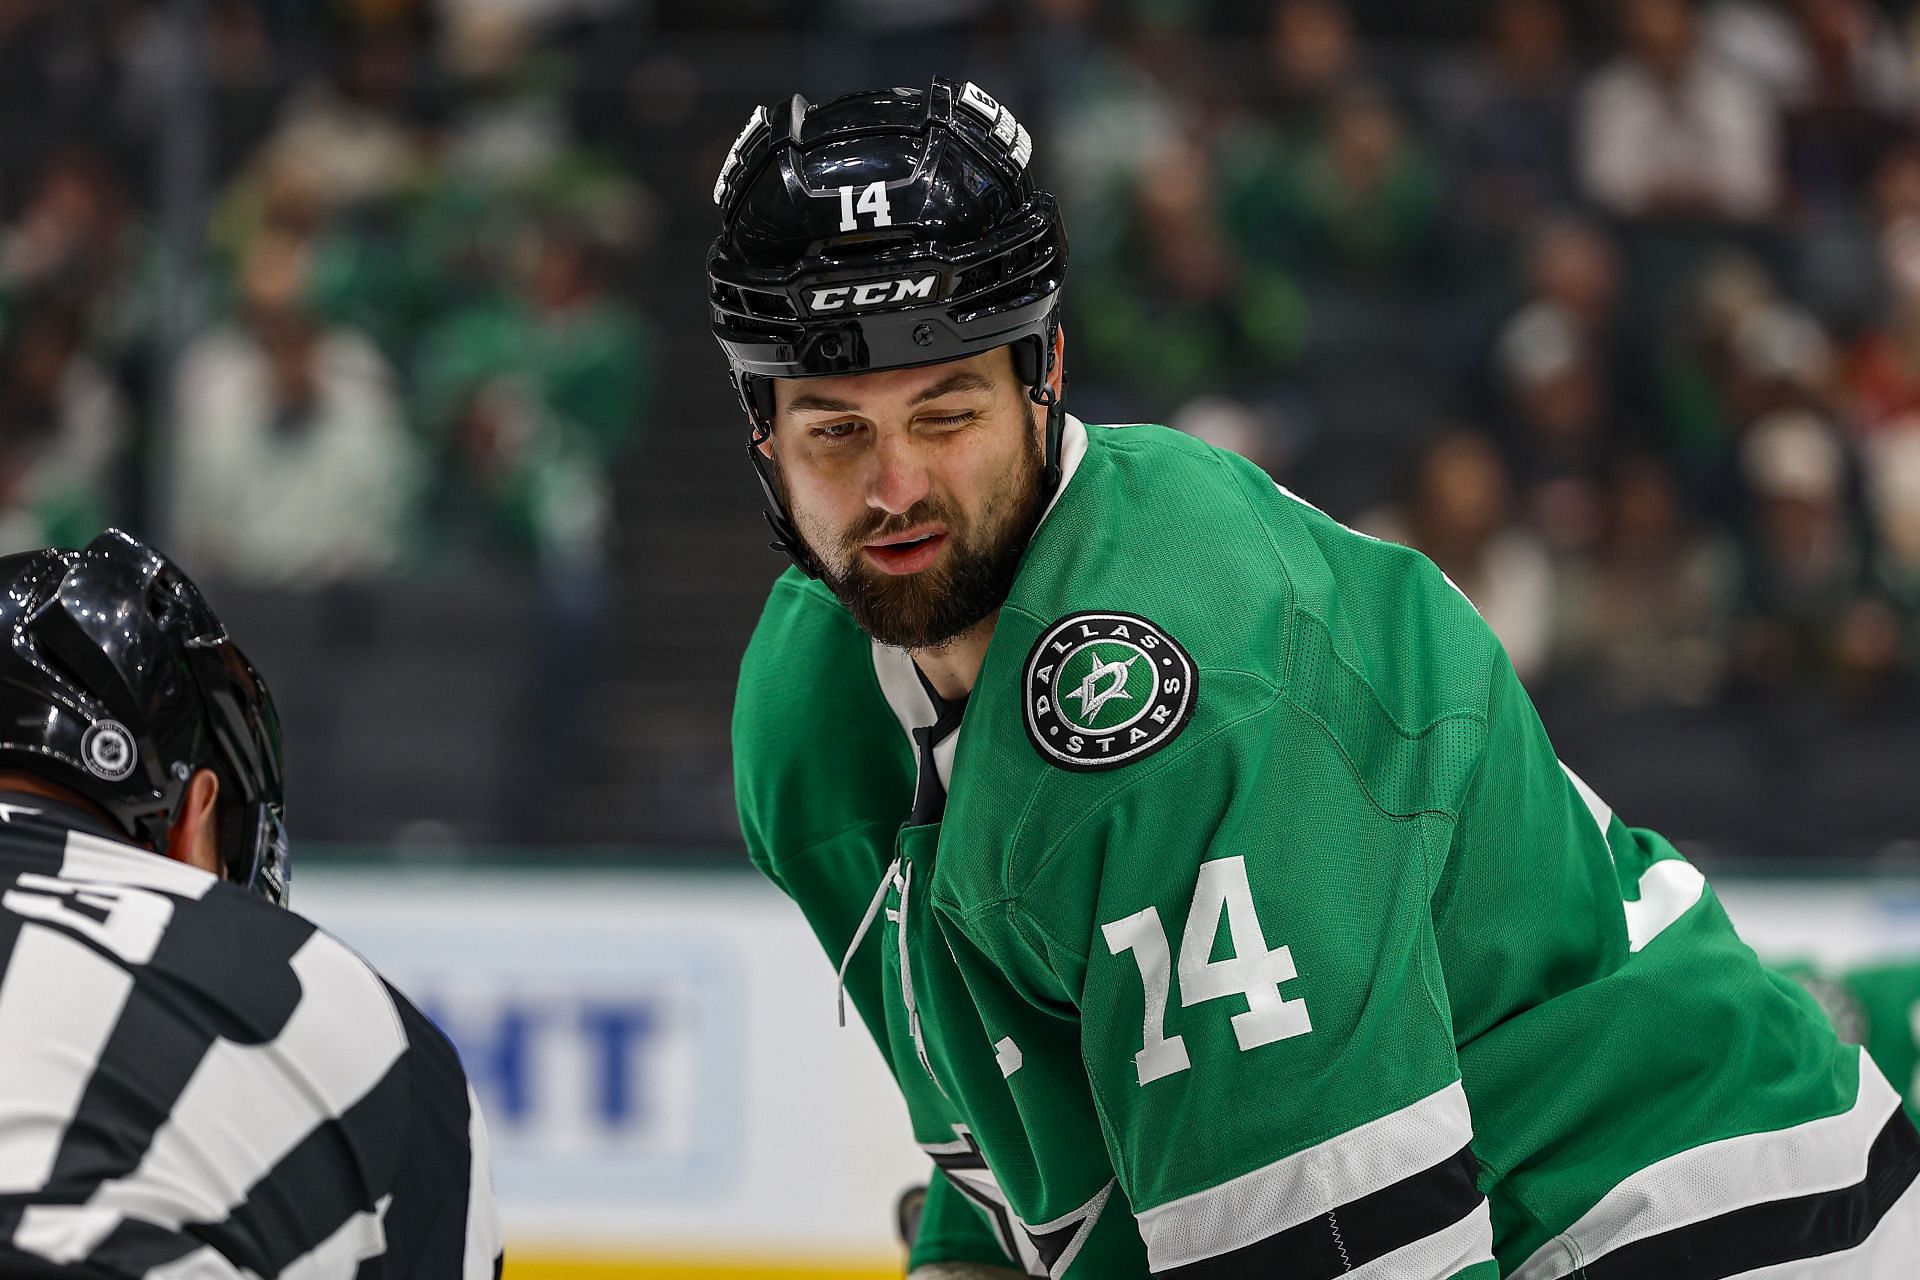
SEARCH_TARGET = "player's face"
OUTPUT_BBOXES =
[765,347,1048,649]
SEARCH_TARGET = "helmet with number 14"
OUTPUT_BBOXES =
[707,78,1066,651]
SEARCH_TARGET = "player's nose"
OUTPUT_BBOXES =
[865,429,931,516]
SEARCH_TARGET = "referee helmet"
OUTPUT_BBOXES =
[0,529,288,904]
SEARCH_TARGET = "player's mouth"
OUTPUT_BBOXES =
[863,527,948,575]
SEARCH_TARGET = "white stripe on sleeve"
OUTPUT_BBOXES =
[10,1204,120,1264]
[0,925,135,1194]
[462,1083,501,1279]
[87,932,408,1228]
[59,833,217,900]
[1508,1055,1902,1280]
[1558,763,1614,834]
[1726,1169,1920,1278]
[1135,1080,1475,1272]
[1557,763,1705,952]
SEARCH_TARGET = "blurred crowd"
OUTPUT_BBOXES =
[0,0,1916,845]
[0,0,657,600]
[1040,0,1920,711]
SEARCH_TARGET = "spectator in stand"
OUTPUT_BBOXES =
[1077,136,1307,426]
[1046,4,1200,246]
[0,297,126,553]
[1493,300,1617,554]
[1656,254,1837,524]
[1849,154,1920,641]
[1732,408,1904,698]
[441,8,576,191]
[1228,80,1445,286]
[1703,0,1910,206]
[413,209,653,840]
[170,231,421,587]
[414,212,652,580]
[1265,0,1364,140]
[1731,298,1835,424]
[1863,430,1920,635]
[221,19,437,362]
[1360,429,1557,682]
[1434,0,1581,233]
[1556,454,1737,705]
[1,297,125,501]
[1844,193,1920,439]
[1577,0,1781,223]
[1655,254,1770,462]
[0,149,149,356]
[1499,215,1627,393]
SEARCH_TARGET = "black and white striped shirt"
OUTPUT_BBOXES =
[0,797,502,1278]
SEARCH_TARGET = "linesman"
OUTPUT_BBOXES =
[0,530,502,1279]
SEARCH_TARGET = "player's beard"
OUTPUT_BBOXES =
[780,424,1047,651]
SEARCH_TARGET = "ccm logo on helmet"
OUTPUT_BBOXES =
[806,274,938,314]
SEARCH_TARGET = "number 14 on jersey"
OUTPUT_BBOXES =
[1102,856,1312,1086]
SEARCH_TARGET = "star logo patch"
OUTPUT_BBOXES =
[1023,611,1197,772]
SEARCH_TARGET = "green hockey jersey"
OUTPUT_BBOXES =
[734,418,1920,1278]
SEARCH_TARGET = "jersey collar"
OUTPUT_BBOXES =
[0,790,132,843]
[867,414,1092,807]
[1036,413,1090,534]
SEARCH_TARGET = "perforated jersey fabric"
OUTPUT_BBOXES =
[734,421,1918,1279]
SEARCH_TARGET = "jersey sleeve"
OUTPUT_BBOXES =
[1431,632,1880,1273]
[370,986,503,1279]
[734,574,917,1058]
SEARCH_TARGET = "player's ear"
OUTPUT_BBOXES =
[164,768,222,876]
[751,377,778,458]
[1049,323,1066,398]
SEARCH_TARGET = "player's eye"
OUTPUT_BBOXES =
[810,420,862,442]
[920,411,975,429]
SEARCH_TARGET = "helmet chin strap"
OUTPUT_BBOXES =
[747,433,821,579]
[738,371,822,579]
[1039,325,1069,501]
[1034,386,1066,501]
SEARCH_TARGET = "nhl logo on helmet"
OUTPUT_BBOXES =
[81,719,138,782]
[1023,612,1197,772]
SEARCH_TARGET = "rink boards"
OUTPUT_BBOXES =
[293,860,1920,1277]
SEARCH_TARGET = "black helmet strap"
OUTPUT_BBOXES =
[1011,322,1067,496]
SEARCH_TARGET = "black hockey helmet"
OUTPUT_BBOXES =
[0,530,288,904]
[708,77,1068,574]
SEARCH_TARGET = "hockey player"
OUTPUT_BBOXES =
[716,80,1920,1278]
[0,530,501,1278]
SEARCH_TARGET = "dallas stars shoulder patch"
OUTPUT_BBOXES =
[1022,611,1197,772]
